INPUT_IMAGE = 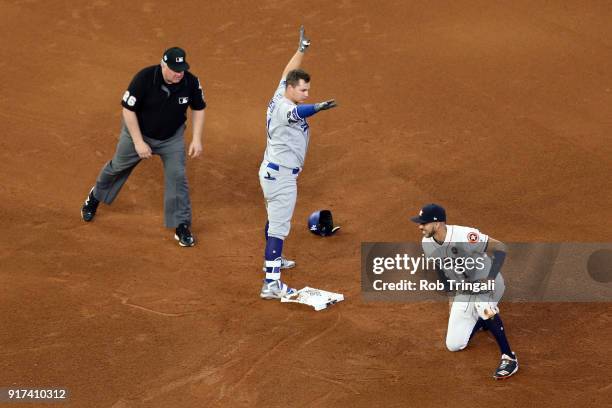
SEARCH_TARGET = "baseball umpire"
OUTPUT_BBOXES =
[411,204,519,379]
[80,47,206,246]
[259,26,338,299]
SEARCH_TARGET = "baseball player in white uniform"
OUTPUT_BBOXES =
[259,26,338,300]
[411,203,519,379]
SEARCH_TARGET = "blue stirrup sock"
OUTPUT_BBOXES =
[483,314,515,358]
[264,236,283,282]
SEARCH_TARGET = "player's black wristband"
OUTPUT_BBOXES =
[487,250,506,280]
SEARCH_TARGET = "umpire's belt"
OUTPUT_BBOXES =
[267,162,301,175]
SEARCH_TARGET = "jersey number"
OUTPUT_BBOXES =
[122,90,136,107]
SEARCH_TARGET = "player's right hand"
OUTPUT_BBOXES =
[315,99,338,111]
[298,25,310,52]
[134,140,152,159]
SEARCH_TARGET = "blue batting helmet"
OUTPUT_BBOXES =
[308,210,341,236]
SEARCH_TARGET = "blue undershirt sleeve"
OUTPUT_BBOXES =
[295,104,317,118]
[487,250,507,280]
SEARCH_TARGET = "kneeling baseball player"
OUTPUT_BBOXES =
[410,203,519,379]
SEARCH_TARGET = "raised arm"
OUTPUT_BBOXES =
[281,26,310,79]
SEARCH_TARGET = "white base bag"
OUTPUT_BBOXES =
[280,286,344,311]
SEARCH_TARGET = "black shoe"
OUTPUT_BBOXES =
[174,223,195,247]
[81,187,100,222]
[493,353,519,380]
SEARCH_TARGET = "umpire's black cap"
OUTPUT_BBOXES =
[410,203,447,224]
[162,47,190,72]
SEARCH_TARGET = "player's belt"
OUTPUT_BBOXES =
[267,162,300,174]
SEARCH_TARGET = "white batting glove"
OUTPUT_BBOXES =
[298,25,311,52]
[315,99,338,111]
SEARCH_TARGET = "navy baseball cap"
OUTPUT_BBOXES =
[162,47,190,72]
[410,203,447,224]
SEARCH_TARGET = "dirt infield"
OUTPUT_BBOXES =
[1,1,611,407]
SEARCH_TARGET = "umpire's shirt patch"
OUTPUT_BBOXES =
[121,65,206,140]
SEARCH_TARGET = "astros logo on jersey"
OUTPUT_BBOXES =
[467,232,479,243]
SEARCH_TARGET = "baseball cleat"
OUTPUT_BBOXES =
[262,257,296,272]
[260,279,298,300]
[493,354,519,380]
[81,187,100,222]
[174,223,195,247]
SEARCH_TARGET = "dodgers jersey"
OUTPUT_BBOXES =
[422,225,496,281]
[264,79,310,168]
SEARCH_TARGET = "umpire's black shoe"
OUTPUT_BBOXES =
[493,353,519,380]
[81,187,100,222]
[175,223,195,247]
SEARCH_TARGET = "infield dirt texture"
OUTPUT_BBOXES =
[1,1,611,407]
